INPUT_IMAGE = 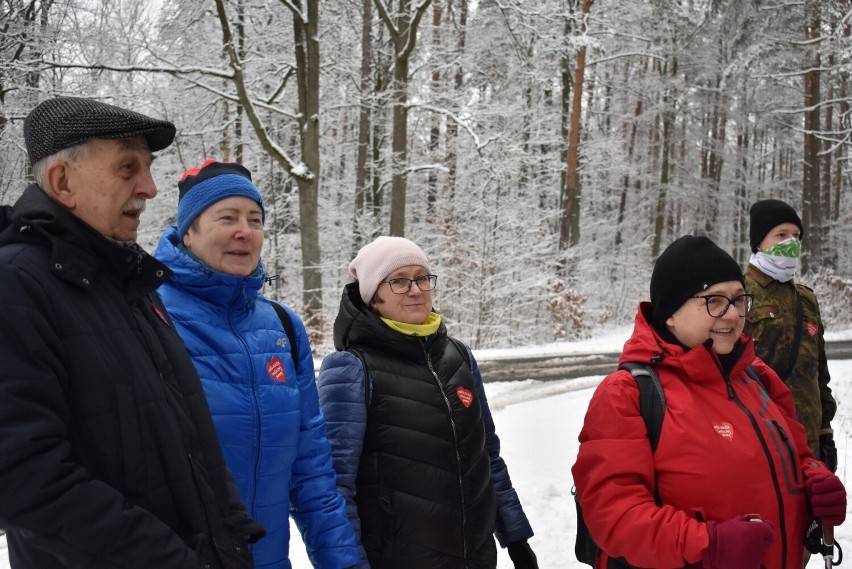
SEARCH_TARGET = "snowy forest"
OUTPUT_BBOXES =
[1,0,851,351]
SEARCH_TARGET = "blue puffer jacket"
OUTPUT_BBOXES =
[155,226,359,569]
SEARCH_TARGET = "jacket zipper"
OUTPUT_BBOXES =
[768,419,800,486]
[726,375,789,568]
[230,298,261,515]
[425,349,469,566]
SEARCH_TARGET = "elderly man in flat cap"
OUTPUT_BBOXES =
[0,97,265,569]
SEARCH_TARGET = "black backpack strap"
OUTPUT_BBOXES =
[574,364,667,568]
[447,336,472,366]
[574,364,665,568]
[618,362,665,453]
[270,301,299,372]
[778,289,804,380]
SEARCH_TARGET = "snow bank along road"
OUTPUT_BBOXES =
[477,339,852,383]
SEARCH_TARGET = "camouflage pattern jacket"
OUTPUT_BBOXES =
[744,264,836,455]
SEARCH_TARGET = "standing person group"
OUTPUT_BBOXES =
[745,199,837,471]
[0,95,538,569]
[0,97,265,568]
[316,236,539,569]
[154,159,359,569]
[572,235,846,569]
[6,95,843,569]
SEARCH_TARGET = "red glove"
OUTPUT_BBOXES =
[806,474,847,526]
[702,516,775,569]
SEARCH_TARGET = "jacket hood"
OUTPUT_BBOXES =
[0,185,168,294]
[620,301,756,383]
[1,185,87,248]
[333,281,447,358]
[155,224,265,310]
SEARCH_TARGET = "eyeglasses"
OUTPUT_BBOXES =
[381,275,438,294]
[691,294,754,317]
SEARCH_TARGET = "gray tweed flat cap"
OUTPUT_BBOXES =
[24,97,176,166]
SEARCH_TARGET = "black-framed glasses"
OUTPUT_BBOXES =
[691,293,754,317]
[381,274,438,294]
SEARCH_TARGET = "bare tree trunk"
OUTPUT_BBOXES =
[353,0,373,250]
[427,0,442,216]
[370,49,389,226]
[648,60,663,252]
[559,0,592,254]
[734,126,749,264]
[235,0,245,164]
[704,88,726,235]
[213,0,325,325]
[559,16,573,239]
[291,0,323,330]
[835,88,846,223]
[444,0,467,210]
[837,0,851,225]
[389,43,409,237]
[614,96,641,248]
[802,0,821,274]
[375,0,433,237]
[652,100,673,258]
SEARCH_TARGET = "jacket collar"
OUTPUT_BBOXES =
[620,301,755,382]
[154,224,264,310]
[2,185,170,295]
[333,281,448,359]
[745,263,775,287]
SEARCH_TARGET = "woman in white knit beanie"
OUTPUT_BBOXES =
[347,235,435,325]
[317,235,538,569]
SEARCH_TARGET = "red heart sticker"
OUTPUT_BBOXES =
[456,386,474,408]
[807,321,818,337]
[267,357,286,383]
[713,422,733,441]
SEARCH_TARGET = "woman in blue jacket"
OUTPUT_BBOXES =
[317,236,537,569]
[155,159,359,569]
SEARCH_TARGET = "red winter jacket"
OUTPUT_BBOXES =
[572,303,831,569]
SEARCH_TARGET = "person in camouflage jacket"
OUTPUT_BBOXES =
[744,199,837,471]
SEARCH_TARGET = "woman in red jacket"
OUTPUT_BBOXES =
[572,235,845,569]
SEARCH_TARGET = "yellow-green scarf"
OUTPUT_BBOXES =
[380,312,442,337]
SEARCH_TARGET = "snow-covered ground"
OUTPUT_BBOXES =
[1,325,851,568]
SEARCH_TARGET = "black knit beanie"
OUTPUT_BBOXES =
[749,199,803,253]
[650,235,744,324]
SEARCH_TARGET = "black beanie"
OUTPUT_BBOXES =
[749,199,803,253]
[650,235,744,324]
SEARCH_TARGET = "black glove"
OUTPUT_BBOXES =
[820,434,838,473]
[507,539,539,569]
[805,517,822,555]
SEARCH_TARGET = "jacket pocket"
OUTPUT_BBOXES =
[747,304,783,361]
[214,535,253,569]
[115,384,145,496]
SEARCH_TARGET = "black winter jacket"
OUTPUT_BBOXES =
[328,283,499,569]
[0,186,265,568]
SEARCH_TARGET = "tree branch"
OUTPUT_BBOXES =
[277,0,306,26]
[213,0,311,180]
[401,0,433,60]
[373,0,399,39]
